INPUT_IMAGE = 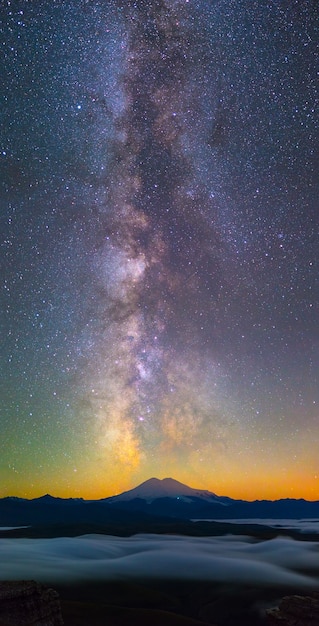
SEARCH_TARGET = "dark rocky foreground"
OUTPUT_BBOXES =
[0,580,214,625]
[266,592,319,626]
[54,579,306,626]
[2,580,319,626]
[0,580,64,625]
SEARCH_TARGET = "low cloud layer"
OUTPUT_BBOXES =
[0,534,319,589]
[218,518,319,533]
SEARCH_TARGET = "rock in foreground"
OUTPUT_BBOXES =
[267,592,319,626]
[0,580,63,625]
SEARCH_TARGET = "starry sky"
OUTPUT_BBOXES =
[1,0,318,501]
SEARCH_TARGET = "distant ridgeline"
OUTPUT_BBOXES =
[1,479,319,534]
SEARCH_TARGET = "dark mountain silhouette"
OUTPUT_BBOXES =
[1,478,319,528]
[107,477,230,504]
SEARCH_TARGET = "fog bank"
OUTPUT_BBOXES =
[1,534,319,589]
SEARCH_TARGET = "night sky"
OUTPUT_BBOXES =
[1,0,318,500]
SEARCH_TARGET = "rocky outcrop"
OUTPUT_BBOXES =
[266,592,319,626]
[0,580,64,625]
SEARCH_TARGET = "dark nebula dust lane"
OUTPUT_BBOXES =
[0,0,318,498]
[101,0,227,346]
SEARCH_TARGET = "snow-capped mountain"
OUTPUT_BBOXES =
[2,478,319,528]
[109,477,225,504]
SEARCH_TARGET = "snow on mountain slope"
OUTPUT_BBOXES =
[109,477,224,504]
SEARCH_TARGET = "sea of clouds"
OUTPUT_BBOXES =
[0,533,319,589]
[218,519,319,533]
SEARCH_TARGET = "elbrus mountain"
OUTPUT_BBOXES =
[1,478,319,529]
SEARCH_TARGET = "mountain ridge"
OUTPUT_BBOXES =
[1,477,319,528]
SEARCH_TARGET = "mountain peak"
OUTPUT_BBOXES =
[109,476,219,503]
[139,477,190,490]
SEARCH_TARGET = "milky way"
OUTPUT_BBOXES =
[84,0,236,478]
[1,0,318,498]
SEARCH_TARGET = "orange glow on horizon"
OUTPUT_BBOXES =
[2,465,319,503]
